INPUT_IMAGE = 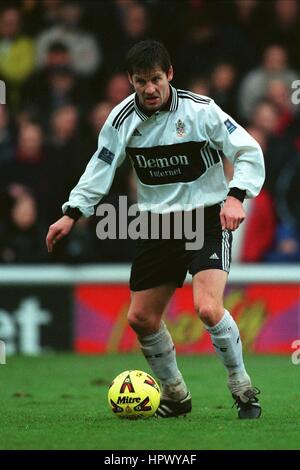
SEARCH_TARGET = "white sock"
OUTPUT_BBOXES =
[206,309,248,381]
[139,322,188,401]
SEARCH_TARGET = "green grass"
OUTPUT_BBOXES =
[0,354,299,450]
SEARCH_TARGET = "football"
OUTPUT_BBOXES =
[108,370,161,419]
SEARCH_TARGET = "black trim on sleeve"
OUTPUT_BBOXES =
[227,188,246,203]
[64,206,83,222]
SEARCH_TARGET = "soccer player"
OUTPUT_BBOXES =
[46,40,265,419]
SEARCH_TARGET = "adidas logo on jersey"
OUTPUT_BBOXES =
[133,128,142,136]
[209,253,219,260]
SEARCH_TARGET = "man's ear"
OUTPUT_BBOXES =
[128,73,133,85]
[167,66,174,82]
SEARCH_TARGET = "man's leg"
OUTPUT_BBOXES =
[127,284,191,417]
[192,269,261,419]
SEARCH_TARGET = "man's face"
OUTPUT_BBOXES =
[128,66,173,113]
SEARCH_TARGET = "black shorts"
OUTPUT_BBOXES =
[130,204,232,292]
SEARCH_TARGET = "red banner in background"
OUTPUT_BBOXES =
[74,284,300,354]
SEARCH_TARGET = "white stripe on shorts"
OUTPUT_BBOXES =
[222,230,230,271]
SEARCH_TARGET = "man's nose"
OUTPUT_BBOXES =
[145,83,156,95]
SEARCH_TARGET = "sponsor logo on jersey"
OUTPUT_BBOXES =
[132,128,142,136]
[224,119,237,134]
[98,147,115,164]
[126,141,220,185]
[135,154,189,169]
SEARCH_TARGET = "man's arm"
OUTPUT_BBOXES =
[62,122,126,218]
[46,119,126,250]
[204,100,265,231]
[46,215,75,253]
[220,196,245,231]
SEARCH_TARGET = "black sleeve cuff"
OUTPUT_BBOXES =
[227,188,246,203]
[64,206,83,222]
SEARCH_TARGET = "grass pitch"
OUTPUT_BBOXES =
[0,354,299,450]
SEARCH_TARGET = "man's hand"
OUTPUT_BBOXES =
[46,215,75,253]
[220,196,245,231]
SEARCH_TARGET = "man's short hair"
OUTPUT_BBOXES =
[126,40,171,76]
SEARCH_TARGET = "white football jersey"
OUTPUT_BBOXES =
[62,85,265,216]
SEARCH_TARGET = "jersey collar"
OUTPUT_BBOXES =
[134,85,179,121]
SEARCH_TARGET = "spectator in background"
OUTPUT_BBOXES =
[46,104,90,222]
[23,63,91,128]
[18,0,44,37]
[266,79,297,134]
[21,41,72,117]
[187,76,210,96]
[103,1,150,75]
[238,45,298,121]
[36,0,101,77]
[250,100,281,135]
[232,0,259,30]
[2,123,50,220]
[20,0,63,36]
[0,192,47,264]
[42,40,71,68]
[42,65,86,113]
[88,100,113,148]
[0,104,14,168]
[40,0,62,28]
[86,0,141,56]
[249,100,297,195]
[244,104,299,263]
[36,0,63,31]
[0,6,35,114]
[266,151,300,263]
[261,0,300,71]
[174,9,255,87]
[104,73,132,107]
[238,187,276,263]
[210,62,238,117]
[121,1,149,42]
[216,0,267,54]
[285,112,300,154]
[231,127,276,263]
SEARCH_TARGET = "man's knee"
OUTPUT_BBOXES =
[127,308,147,331]
[127,307,159,334]
[195,301,224,327]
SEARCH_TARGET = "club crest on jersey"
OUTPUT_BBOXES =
[175,119,186,137]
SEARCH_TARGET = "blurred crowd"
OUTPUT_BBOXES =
[0,0,300,264]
